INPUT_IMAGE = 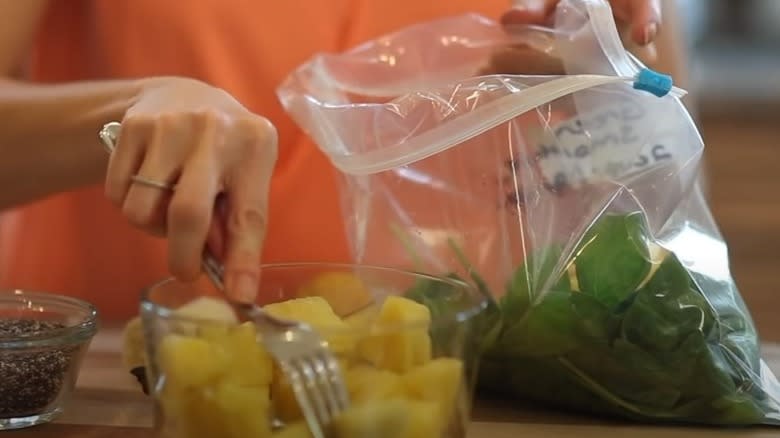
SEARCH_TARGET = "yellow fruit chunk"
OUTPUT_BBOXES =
[175,296,239,323]
[200,322,273,386]
[343,304,379,330]
[160,386,227,438]
[264,296,344,328]
[344,365,403,403]
[271,357,352,422]
[404,400,446,438]
[296,271,375,317]
[264,297,355,354]
[403,358,464,423]
[331,399,409,438]
[214,382,272,438]
[270,367,302,422]
[358,296,432,373]
[159,335,226,388]
[273,422,312,438]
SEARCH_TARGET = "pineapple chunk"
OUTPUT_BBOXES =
[404,400,446,438]
[159,335,227,388]
[403,358,463,423]
[160,386,228,438]
[174,296,238,323]
[263,296,344,327]
[271,358,351,422]
[331,399,409,438]
[200,322,273,386]
[214,382,273,438]
[273,422,312,438]
[344,365,404,403]
[357,296,432,373]
[343,304,379,330]
[296,271,374,317]
[270,367,302,422]
[264,297,355,354]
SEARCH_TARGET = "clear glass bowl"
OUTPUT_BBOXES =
[141,263,492,438]
[0,290,99,430]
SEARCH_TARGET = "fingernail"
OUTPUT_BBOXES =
[642,22,658,46]
[510,0,527,9]
[229,273,258,303]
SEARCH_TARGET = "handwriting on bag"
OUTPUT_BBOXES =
[532,98,678,191]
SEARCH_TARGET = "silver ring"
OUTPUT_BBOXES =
[130,175,175,191]
[99,122,122,154]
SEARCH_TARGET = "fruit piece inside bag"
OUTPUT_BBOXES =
[276,0,780,427]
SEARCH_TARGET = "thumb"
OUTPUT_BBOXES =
[221,190,269,304]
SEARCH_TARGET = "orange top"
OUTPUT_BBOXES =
[0,0,505,322]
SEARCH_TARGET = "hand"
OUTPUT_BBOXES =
[105,77,277,303]
[480,0,662,76]
[502,0,661,47]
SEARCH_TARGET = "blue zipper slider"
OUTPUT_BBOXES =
[633,68,674,98]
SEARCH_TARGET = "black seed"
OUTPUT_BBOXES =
[0,319,78,419]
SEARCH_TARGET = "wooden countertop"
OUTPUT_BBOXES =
[6,329,780,437]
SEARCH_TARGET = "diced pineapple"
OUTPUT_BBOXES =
[171,296,239,336]
[271,358,352,422]
[175,296,239,323]
[296,271,375,317]
[270,367,302,422]
[161,386,228,438]
[357,296,432,373]
[214,382,273,438]
[343,304,379,330]
[273,422,312,438]
[331,399,409,438]
[263,297,344,327]
[221,322,273,386]
[404,400,446,438]
[264,297,355,354]
[344,365,403,403]
[159,335,227,388]
[403,358,463,423]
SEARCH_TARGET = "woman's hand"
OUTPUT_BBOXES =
[105,77,277,303]
[502,0,662,47]
[480,0,662,76]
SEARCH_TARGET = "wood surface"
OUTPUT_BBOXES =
[4,328,780,437]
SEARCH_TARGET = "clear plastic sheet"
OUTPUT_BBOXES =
[278,0,780,425]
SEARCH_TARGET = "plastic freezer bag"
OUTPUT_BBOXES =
[277,0,780,426]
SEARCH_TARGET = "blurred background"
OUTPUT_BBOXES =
[676,0,780,340]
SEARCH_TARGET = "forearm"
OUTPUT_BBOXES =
[0,77,143,209]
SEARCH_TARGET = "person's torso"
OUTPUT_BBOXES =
[0,0,506,321]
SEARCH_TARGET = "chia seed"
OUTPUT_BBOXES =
[0,319,77,419]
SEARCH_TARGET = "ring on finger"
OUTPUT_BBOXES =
[130,174,176,191]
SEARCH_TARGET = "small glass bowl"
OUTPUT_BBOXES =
[141,263,493,438]
[0,290,99,430]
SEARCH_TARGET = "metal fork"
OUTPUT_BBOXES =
[99,122,350,438]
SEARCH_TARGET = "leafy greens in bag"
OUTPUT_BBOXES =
[408,212,772,425]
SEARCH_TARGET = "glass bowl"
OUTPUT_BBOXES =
[0,290,99,430]
[141,263,494,438]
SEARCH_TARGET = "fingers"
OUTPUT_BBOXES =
[607,0,662,46]
[121,119,183,234]
[220,118,278,303]
[105,118,148,206]
[501,0,557,26]
[501,0,662,46]
[166,120,223,281]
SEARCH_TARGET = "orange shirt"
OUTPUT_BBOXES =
[0,0,505,322]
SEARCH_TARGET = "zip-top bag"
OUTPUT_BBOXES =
[278,0,780,425]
